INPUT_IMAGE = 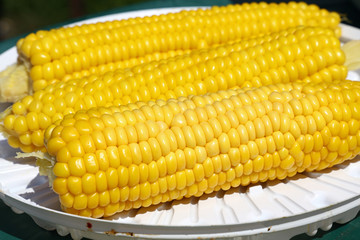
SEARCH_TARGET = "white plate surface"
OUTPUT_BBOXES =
[0,7,360,240]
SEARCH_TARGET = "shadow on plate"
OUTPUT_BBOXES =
[0,139,37,166]
[19,173,61,211]
[104,157,359,222]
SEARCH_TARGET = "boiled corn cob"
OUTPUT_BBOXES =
[41,80,360,218]
[19,1,341,61]
[1,27,347,153]
[0,2,341,100]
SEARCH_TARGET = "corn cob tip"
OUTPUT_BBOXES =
[0,106,14,140]
[0,63,29,102]
[342,40,360,70]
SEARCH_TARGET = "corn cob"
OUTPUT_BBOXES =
[1,27,347,153]
[0,2,341,100]
[18,1,341,60]
[19,2,341,62]
[41,80,360,218]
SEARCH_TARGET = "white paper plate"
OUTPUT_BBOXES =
[0,7,360,240]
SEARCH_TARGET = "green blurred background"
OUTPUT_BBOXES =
[0,0,151,41]
[0,0,360,42]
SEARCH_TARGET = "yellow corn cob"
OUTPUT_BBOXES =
[5,2,341,96]
[42,80,360,218]
[1,26,347,153]
[18,2,341,61]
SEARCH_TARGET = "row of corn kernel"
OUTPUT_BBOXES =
[58,49,191,83]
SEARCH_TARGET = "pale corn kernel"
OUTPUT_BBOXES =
[117,166,129,188]
[96,150,110,171]
[220,154,231,171]
[165,152,177,175]
[156,157,167,178]
[128,143,142,165]
[200,122,215,142]
[99,190,111,207]
[53,178,68,195]
[158,177,168,194]
[167,174,177,191]
[157,132,171,156]
[212,156,222,173]
[59,193,74,209]
[67,176,82,195]
[95,171,108,192]
[184,148,197,168]
[82,153,99,174]
[67,157,86,177]
[218,132,231,153]
[106,168,119,189]
[146,162,158,183]
[53,162,70,178]
[128,164,140,187]
[205,139,220,157]
[73,194,88,210]
[81,173,96,194]
[19,133,32,146]
[13,116,28,134]
[175,149,186,170]
[192,124,206,146]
